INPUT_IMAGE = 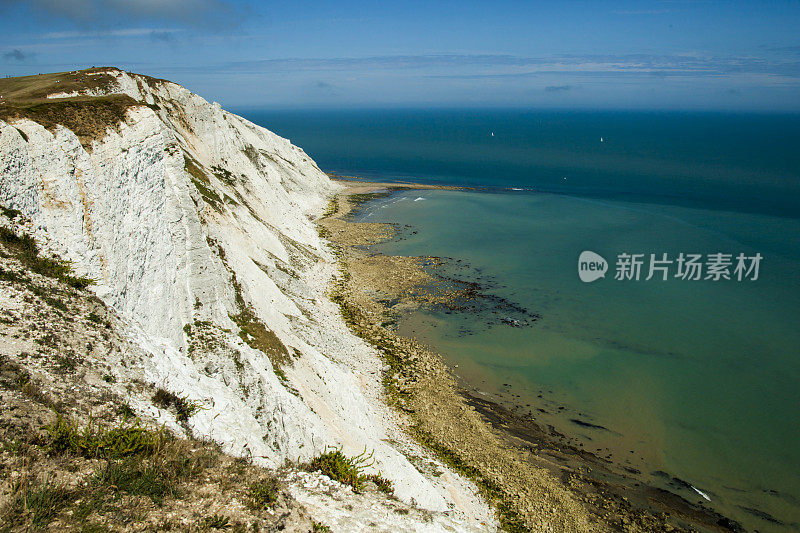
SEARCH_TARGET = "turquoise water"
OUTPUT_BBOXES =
[243,109,800,530]
[359,191,800,531]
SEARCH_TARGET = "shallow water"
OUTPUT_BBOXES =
[356,190,800,531]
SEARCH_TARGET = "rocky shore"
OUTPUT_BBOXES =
[320,178,743,533]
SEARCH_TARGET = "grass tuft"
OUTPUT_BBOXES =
[203,514,232,529]
[364,472,395,495]
[1,205,22,219]
[0,266,27,284]
[1,475,73,530]
[46,414,165,458]
[248,477,280,510]
[117,403,136,419]
[152,388,203,423]
[95,458,174,504]
[185,156,223,210]
[228,276,291,372]
[303,447,393,495]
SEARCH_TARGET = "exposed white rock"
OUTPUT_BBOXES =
[0,69,495,530]
[46,88,106,98]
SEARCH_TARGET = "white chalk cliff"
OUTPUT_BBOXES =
[0,69,493,531]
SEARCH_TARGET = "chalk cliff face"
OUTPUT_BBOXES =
[0,69,491,530]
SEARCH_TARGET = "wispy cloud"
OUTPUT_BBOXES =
[765,45,800,54]
[209,53,800,79]
[311,80,336,96]
[612,9,670,15]
[3,48,34,61]
[545,85,573,92]
[222,54,545,73]
[14,0,244,30]
[149,30,178,43]
[43,27,183,39]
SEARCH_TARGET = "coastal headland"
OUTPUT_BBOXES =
[0,66,747,531]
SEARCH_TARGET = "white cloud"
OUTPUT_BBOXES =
[43,28,183,39]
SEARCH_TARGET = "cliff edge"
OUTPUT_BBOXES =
[0,68,494,531]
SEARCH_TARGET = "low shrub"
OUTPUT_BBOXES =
[0,205,22,219]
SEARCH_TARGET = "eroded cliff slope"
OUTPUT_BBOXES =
[0,68,493,531]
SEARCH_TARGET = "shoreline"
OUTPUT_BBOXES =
[320,177,742,532]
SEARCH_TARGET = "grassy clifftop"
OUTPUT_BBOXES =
[0,68,119,101]
[0,68,155,146]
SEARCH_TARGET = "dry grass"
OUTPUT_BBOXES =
[2,475,73,531]
[0,68,118,101]
[0,422,221,529]
[0,95,141,147]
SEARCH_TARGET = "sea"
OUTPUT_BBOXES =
[239,108,800,531]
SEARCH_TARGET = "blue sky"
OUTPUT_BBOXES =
[1,0,799,110]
